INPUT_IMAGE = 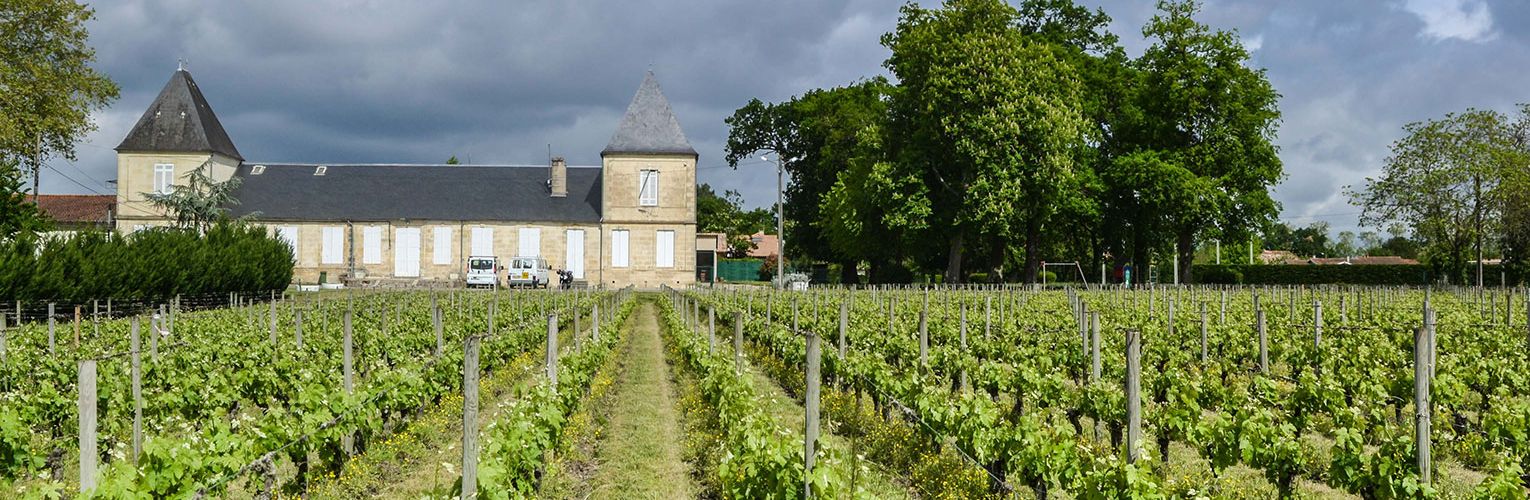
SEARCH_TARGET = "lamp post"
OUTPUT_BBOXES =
[763,155,787,289]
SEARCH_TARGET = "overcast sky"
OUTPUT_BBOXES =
[38,0,1530,237]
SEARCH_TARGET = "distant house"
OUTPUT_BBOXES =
[34,194,116,235]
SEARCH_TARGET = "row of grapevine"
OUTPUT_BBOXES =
[0,288,612,497]
[687,285,1530,498]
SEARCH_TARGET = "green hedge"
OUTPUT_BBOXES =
[1192,263,1519,286]
[0,222,294,301]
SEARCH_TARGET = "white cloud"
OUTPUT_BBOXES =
[1401,0,1496,42]
[1243,33,1264,53]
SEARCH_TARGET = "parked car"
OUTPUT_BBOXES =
[507,256,551,288]
[465,256,500,289]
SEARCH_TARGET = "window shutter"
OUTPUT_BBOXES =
[656,230,674,268]
[321,227,343,264]
[433,227,452,265]
[363,226,382,264]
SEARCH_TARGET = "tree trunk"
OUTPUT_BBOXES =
[989,244,1006,283]
[945,232,964,284]
[840,259,859,286]
[1177,229,1195,284]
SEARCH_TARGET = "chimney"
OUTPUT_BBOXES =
[549,156,568,198]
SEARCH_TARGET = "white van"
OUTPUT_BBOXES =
[466,256,500,289]
[507,256,550,288]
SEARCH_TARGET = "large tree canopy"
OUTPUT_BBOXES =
[0,0,119,202]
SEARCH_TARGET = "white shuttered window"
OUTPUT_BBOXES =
[363,226,382,264]
[154,164,175,194]
[471,227,494,256]
[611,230,629,267]
[656,230,674,268]
[321,227,343,264]
[433,227,452,265]
[518,228,540,257]
[638,170,658,206]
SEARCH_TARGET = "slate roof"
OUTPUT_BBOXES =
[226,163,602,223]
[34,195,115,224]
[602,72,697,156]
[116,70,243,160]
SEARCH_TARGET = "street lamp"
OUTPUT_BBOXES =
[763,154,787,289]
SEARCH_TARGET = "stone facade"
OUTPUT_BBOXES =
[111,69,698,289]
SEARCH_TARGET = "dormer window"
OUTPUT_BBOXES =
[314,165,327,176]
[251,165,266,175]
[639,169,658,206]
[153,164,175,194]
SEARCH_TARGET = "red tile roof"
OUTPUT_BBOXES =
[34,195,115,224]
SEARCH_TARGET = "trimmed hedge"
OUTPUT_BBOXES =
[0,222,294,301]
[1192,263,1519,286]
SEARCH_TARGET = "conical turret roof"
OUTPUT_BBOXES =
[602,71,696,156]
[115,69,243,160]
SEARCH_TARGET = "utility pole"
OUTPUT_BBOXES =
[765,154,787,289]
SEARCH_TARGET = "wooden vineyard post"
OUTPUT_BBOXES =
[804,331,822,499]
[268,300,277,346]
[593,303,601,342]
[1125,329,1142,464]
[434,304,444,358]
[461,335,481,500]
[295,310,305,350]
[547,314,559,387]
[342,309,355,455]
[48,302,55,354]
[1258,309,1269,375]
[1167,300,1175,337]
[838,300,848,360]
[733,312,744,374]
[1091,312,1101,383]
[1220,290,1227,324]
[959,305,968,391]
[1314,300,1323,349]
[131,318,143,462]
[1,315,6,363]
[574,305,582,351]
[1341,295,1348,325]
[487,297,496,337]
[708,308,716,356]
[984,296,992,340]
[78,359,98,492]
[73,306,81,348]
[918,307,929,369]
[1415,326,1432,485]
[1200,302,1208,363]
[793,297,800,333]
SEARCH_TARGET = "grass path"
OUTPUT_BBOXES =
[588,301,696,499]
[302,310,592,499]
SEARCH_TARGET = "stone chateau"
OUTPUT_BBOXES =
[112,69,699,288]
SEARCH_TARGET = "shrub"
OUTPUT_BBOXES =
[0,222,293,301]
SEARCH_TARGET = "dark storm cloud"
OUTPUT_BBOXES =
[40,0,1529,237]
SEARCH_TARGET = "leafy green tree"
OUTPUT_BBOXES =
[0,159,50,239]
[819,125,931,283]
[0,0,119,198]
[1349,108,1523,284]
[724,79,890,282]
[143,161,253,232]
[882,0,1093,283]
[697,183,775,257]
[446,155,460,165]
[1115,0,1282,283]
